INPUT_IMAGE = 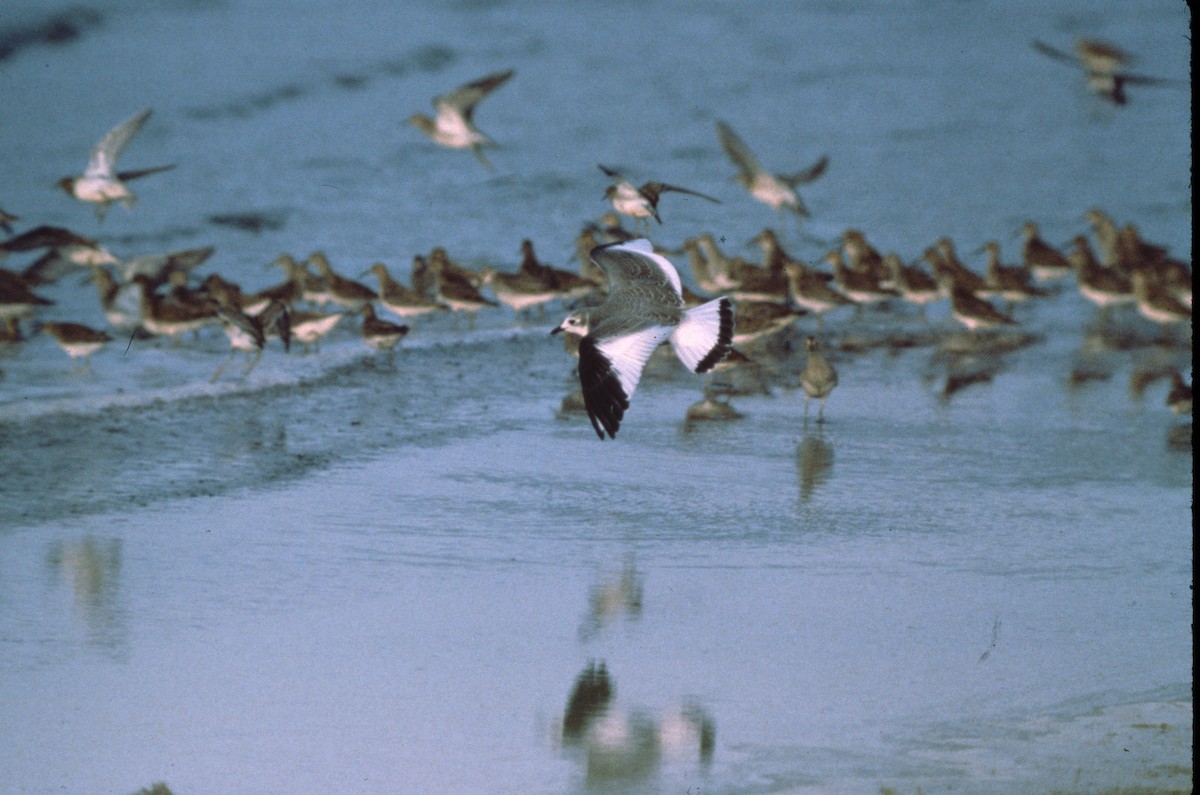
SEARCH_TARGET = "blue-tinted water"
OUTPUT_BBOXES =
[0,1,1191,792]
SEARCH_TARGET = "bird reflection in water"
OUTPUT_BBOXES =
[796,428,834,503]
[578,563,643,641]
[44,536,126,653]
[559,661,715,787]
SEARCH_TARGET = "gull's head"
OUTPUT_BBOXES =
[56,176,75,196]
[551,310,589,337]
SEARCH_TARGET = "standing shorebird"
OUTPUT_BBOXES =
[1018,221,1072,283]
[883,253,941,318]
[782,260,853,327]
[57,108,175,221]
[408,69,514,170]
[40,321,112,370]
[597,165,720,230]
[945,279,1017,333]
[367,261,449,320]
[715,120,828,218]
[551,239,733,440]
[799,336,838,423]
[359,304,409,364]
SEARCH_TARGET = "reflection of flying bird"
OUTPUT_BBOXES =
[597,165,720,228]
[551,239,733,440]
[408,69,514,170]
[715,120,828,217]
[57,109,176,220]
[559,662,715,785]
[1031,39,1184,105]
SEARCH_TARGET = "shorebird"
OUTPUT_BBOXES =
[119,246,215,286]
[696,233,756,290]
[1130,271,1190,328]
[367,261,449,319]
[883,253,940,318]
[933,238,986,295]
[945,278,1017,332]
[0,268,54,319]
[715,120,828,217]
[359,304,409,362]
[408,69,514,170]
[979,241,1048,308]
[40,321,112,369]
[841,229,889,286]
[1032,38,1184,106]
[429,247,483,288]
[274,254,331,306]
[87,265,143,330]
[518,239,597,301]
[597,165,720,230]
[584,212,638,244]
[307,251,376,312]
[0,225,119,284]
[732,300,805,346]
[422,250,495,324]
[551,239,733,440]
[479,265,560,314]
[782,260,853,327]
[824,250,897,312]
[132,274,216,340]
[1166,371,1192,415]
[799,336,837,423]
[680,238,730,295]
[1018,221,1071,282]
[210,298,290,382]
[1068,235,1134,316]
[57,108,175,220]
[1084,209,1124,269]
[288,310,343,352]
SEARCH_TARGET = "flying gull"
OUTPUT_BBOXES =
[552,239,733,440]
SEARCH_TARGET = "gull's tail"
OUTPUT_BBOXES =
[671,297,733,373]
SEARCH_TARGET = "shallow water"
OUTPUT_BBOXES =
[0,1,1192,793]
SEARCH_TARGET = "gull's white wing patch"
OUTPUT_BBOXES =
[578,324,672,439]
[596,324,673,400]
[670,297,733,373]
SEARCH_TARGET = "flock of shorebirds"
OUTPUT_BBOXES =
[0,36,1192,439]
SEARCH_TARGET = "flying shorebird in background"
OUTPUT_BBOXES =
[57,108,175,221]
[597,165,720,230]
[408,69,514,170]
[715,120,828,217]
[1031,38,1184,106]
